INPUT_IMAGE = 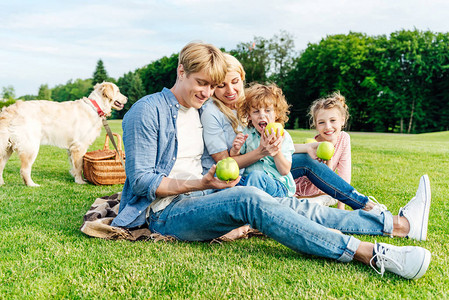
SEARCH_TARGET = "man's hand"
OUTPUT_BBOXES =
[201,164,240,190]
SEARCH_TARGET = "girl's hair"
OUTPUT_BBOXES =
[308,91,350,128]
[237,82,290,128]
[212,53,246,133]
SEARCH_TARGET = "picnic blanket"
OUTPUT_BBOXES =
[80,192,263,243]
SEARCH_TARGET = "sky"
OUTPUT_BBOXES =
[1,0,449,97]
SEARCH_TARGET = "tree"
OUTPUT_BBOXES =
[267,30,297,88]
[92,59,109,85]
[139,53,178,95]
[37,84,52,100]
[51,79,92,102]
[115,72,146,118]
[2,85,16,100]
[230,36,270,84]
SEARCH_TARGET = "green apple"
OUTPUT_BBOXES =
[215,157,240,181]
[305,138,317,144]
[264,122,284,137]
[316,141,335,160]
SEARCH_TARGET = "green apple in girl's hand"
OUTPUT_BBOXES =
[265,122,284,137]
[316,142,335,160]
[216,157,240,181]
[305,138,317,143]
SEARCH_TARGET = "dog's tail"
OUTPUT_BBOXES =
[0,101,21,152]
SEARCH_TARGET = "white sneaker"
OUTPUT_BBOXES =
[370,242,431,280]
[306,194,338,206]
[367,196,388,215]
[399,174,431,241]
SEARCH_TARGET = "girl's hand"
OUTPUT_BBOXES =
[230,133,248,156]
[307,142,332,166]
[201,164,240,190]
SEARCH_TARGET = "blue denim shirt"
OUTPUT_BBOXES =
[111,88,181,228]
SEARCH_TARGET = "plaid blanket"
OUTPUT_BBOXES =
[80,192,264,243]
[80,192,173,242]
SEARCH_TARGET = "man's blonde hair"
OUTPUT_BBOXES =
[212,53,246,133]
[178,42,227,85]
[237,83,290,128]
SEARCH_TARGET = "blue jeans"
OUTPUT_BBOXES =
[237,170,288,198]
[149,186,394,262]
[291,153,368,209]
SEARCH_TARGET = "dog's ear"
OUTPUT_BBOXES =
[102,83,116,100]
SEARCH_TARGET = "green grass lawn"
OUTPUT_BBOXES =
[1,120,448,299]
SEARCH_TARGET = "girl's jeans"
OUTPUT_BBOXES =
[149,186,394,262]
[291,153,368,209]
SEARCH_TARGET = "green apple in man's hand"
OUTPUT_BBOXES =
[216,157,240,181]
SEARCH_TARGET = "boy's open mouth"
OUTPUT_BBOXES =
[259,121,267,130]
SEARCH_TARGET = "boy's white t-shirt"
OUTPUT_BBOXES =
[149,105,204,213]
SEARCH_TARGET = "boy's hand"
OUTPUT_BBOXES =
[259,131,283,157]
[230,133,248,156]
[201,165,240,190]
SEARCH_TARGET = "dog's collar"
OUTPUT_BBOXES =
[88,98,105,117]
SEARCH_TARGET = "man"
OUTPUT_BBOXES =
[112,42,431,280]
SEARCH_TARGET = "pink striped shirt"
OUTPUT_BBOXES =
[295,131,351,197]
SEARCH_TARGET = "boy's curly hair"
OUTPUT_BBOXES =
[237,83,290,128]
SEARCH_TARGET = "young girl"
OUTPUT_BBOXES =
[295,91,351,209]
[231,83,296,197]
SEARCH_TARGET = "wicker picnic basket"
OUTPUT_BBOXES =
[83,133,126,185]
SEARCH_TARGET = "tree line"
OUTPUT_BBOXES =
[3,29,449,133]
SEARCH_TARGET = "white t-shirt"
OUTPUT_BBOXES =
[149,104,204,213]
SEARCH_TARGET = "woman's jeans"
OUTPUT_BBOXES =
[149,186,394,262]
[291,153,368,209]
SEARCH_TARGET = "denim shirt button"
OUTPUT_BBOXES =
[173,115,177,119]
[138,211,142,214]
[173,157,176,160]
[175,104,179,108]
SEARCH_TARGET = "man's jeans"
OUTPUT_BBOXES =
[291,153,368,209]
[237,170,288,198]
[149,186,394,262]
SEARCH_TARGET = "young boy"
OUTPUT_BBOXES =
[231,83,296,197]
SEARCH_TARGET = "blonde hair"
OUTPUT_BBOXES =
[308,91,349,128]
[237,83,290,128]
[212,53,246,133]
[178,42,227,85]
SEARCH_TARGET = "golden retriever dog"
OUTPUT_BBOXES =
[0,82,127,186]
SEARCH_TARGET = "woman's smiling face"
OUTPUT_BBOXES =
[213,71,244,109]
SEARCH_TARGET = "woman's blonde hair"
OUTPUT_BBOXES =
[308,91,350,128]
[237,83,290,128]
[212,53,246,133]
[178,42,227,85]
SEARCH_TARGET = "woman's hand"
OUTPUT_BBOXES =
[201,164,240,190]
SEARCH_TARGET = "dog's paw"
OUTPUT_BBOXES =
[75,179,87,184]
[26,182,40,187]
